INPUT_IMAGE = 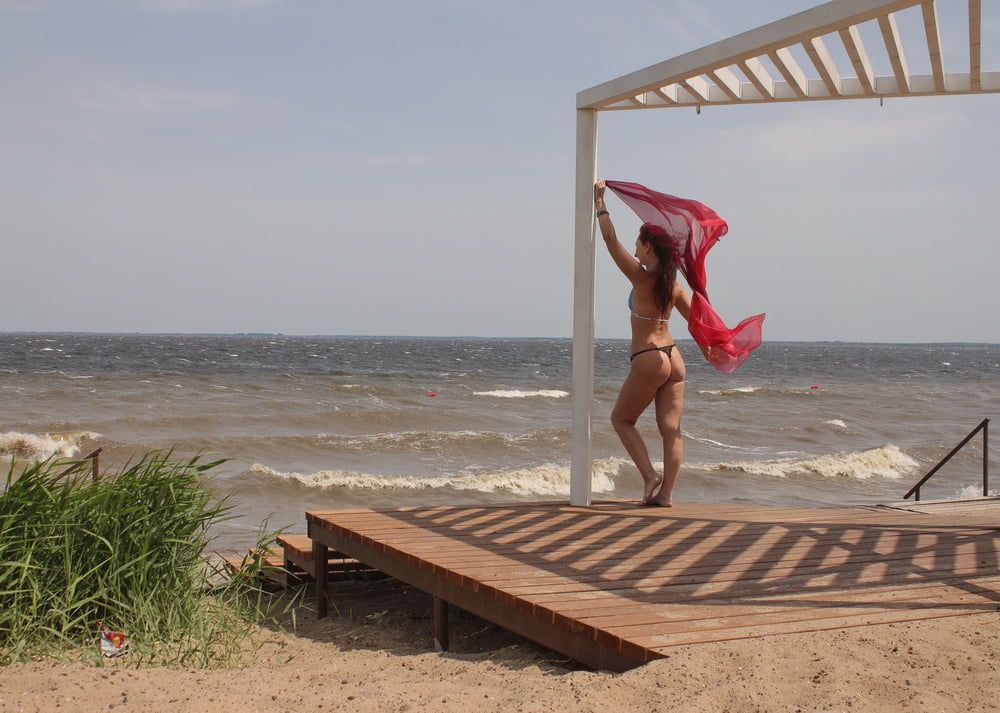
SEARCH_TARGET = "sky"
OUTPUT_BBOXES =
[1,0,998,341]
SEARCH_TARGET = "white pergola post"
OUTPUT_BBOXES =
[570,109,598,507]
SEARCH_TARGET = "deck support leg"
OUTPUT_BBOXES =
[313,539,328,619]
[433,596,449,652]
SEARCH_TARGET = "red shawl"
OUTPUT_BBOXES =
[606,180,764,373]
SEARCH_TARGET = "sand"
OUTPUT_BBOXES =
[1,577,997,713]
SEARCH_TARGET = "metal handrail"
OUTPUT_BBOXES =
[55,447,102,482]
[903,419,989,501]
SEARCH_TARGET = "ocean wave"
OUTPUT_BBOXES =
[688,445,919,480]
[698,386,760,396]
[697,386,816,398]
[250,457,626,496]
[317,428,567,453]
[473,389,569,398]
[0,430,103,461]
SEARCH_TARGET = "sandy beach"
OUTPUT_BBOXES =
[2,577,997,713]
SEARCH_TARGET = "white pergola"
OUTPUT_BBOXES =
[570,0,997,506]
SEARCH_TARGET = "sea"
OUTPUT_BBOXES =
[1,334,996,550]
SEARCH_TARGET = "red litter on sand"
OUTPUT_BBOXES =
[810,385,820,389]
[426,391,438,397]
[97,621,128,658]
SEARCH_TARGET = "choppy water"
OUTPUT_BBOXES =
[2,334,997,549]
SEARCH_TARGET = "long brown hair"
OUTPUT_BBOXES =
[638,223,678,313]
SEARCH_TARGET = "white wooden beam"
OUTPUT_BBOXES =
[737,57,776,98]
[627,95,646,106]
[578,0,922,108]
[878,12,910,93]
[768,47,810,97]
[679,76,712,103]
[969,0,981,90]
[802,35,842,95]
[921,2,945,91]
[707,66,743,100]
[570,110,597,508]
[591,71,1000,110]
[839,24,876,93]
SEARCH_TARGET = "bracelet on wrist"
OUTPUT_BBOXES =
[595,209,609,218]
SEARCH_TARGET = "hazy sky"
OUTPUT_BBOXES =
[2,0,998,341]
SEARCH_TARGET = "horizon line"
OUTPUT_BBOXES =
[1,331,998,347]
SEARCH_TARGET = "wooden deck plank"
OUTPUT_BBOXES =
[562,575,1000,623]
[305,500,1000,671]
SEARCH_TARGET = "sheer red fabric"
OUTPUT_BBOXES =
[606,180,764,373]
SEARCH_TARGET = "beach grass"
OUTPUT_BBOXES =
[0,451,292,667]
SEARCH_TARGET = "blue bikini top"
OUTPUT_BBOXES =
[628,288,670,324]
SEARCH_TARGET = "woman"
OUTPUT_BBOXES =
[594,179,707,507]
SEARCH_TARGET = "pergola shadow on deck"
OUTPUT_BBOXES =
[308,501,1000,671]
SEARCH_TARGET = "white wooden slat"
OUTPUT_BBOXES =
[707,66,743,100]
[802,35,843,95]
[652,85,680,104]
[767,47,810,97]
[969,0,982,90]
[839,24,877,94]
[921,2,946,91]
[737,57,776,98]
[878,12,911,93]
[679,76,712,103]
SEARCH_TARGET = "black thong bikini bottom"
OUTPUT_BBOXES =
[629,344,675,362]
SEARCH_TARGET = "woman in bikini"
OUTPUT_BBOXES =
[594,179,708,507]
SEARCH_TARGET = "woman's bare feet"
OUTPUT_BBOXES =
[649,494,673,507]
[641,474,663,505]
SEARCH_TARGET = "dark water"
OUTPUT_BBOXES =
[1,334,997,549]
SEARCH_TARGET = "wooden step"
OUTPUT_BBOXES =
[221,548,290,588]
[221,534,380,589]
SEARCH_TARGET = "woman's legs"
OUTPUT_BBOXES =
[652,352,685,507]
[611,353,671,504]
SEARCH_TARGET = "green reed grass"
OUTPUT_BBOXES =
[0,451,291,667]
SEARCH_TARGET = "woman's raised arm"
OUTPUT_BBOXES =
[595,180,644,283]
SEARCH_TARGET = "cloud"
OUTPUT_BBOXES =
[132,0,283,12]
[76,85,239,114]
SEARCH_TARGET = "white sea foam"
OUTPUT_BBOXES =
[473,389,569,398]
[698,386,760,396]
[957,484,999,499]
[0,430,102,461]
[688,445,919,480]
[251,457,626,496]
[682,430,766,452]
[822,419,848,430]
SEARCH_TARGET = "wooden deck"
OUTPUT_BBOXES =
[306,500,1000,671]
